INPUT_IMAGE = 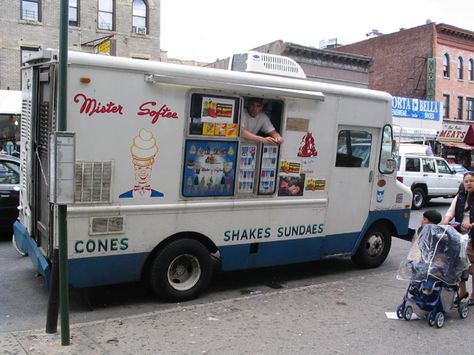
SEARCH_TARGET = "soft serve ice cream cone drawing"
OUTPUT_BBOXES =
[119,129,164,198]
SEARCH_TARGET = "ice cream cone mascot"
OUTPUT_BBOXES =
[119,129,164,198]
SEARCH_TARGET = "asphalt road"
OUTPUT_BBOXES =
[0,198,455,335]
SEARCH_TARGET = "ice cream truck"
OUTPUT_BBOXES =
[14,50,413,301]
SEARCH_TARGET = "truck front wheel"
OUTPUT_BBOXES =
[351,224,391,269]
[149,239,213,302]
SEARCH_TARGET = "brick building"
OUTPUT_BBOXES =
[207,40,373,88]
[0,0,161,91]
[334,22,474,124]
[334,22,474,164]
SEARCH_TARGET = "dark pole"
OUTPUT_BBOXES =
[45,248,59,333]
[58,0,70,346]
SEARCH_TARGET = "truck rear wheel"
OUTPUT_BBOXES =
[149,239,212,302]
[411,187,426,210]
[351,224,391,269]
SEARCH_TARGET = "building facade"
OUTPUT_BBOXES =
[334,23,474,165]
[207,40,373,89]
[0,0,161,91]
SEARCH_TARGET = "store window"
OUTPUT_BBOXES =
[457,96,463,120]
[443,54,450,78]
[467,98,474,121]
[98,0,114,30]
[21,0,40,21]
[0,115,21,155]
[443,94,450,118]
[469,59,474,81]
[183,93,283,198]
[132,0,148,34]
[69,0,79,27]
[335,130,372,168]
[457,57,464,80]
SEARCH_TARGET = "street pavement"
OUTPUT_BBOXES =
[1,266,472,354]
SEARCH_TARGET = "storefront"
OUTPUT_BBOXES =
[0,90,21,155]
[437,123,474,169]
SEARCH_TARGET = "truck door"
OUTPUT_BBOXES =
[325,126,379,250]
[32,65,55,258]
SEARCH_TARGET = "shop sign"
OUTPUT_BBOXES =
[437,124,469,142]
[392,97,440,121]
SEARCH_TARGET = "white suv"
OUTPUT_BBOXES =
[397,152,462,209]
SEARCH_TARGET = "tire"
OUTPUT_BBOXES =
[411,187,426,210]
[351,224,392,269]
[12,233,27,257]
[396,305,404,319]
[149,239,212,302]
[403,305,413,321]
[428,311,435,326]
[435,312,445,328]
[458,303,469,319]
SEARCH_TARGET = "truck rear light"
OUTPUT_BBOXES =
[396,176,403,183]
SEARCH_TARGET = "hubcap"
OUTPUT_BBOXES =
[366,233,383,257]
[167,254,201,291]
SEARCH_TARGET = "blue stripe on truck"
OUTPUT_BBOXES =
[14,208,410,288]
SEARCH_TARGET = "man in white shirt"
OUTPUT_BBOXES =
[240,98,283,145]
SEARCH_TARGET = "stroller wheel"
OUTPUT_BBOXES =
[428,311,435,327]
[403,305,413,321]
[396,305,404,319]
[434,312,445,328]
[458,303,469,319]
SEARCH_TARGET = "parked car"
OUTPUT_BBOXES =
[448,163,469,176]
[397,152,462,209]
[0,154,20,236]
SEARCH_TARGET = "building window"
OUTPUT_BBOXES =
[467,98,474,121]
[443,54,450,78]
[132,0,148,34]
[457,96,463,120]
[457,57,464,80]
[21,0,41,21]
[69,0,79,26]
[98,0,114,30]
[443,94,450,118]
[469,59,474,81]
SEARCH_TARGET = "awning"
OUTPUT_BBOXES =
[0,90,22,115]
[392,126,438,140]
[439,141,474,150]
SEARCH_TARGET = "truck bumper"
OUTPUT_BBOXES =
[13,221,51,285]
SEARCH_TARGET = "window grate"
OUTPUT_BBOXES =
[75,161,113,203]
[90,216,125,235]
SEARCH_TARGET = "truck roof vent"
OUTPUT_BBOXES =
[229,51,306,79]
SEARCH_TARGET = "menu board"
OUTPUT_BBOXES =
[258,145,279,194]
[237,143,258,194]
[182,140,238,197]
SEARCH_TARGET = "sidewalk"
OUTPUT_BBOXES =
[0,270,469,354]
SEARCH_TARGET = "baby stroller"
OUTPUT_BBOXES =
[396,224,470,328]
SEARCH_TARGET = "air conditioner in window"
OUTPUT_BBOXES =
[133,26,146,35]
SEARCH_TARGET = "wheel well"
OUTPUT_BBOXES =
[411,183,427,193]
[141,232,218,282]
[367,219,396,238]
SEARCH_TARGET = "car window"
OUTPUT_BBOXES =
[421,158,436,173]
[0,161,20,184]
[437,160,451,174]
[335,130,372,168]
[405,157,420,172]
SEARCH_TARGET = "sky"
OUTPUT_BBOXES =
[160,0,474,63]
